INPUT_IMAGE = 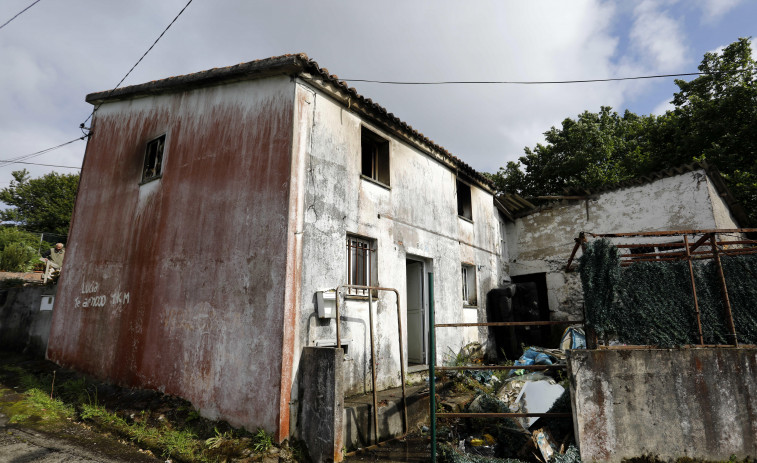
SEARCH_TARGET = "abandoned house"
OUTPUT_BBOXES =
[47,54,512,441]
[45,52,751,456]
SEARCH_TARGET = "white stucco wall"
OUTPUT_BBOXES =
[290,81,506,397]
[506,170,730,319]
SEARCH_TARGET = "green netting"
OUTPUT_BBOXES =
[579,239,757,346]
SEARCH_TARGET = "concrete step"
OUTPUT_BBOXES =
[343,383,430,450]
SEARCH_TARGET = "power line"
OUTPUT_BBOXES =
[0,0,41,31]
[82,0,194,127]
[0,160,81,169]
[340,70,753,85]
[0,136,86,169]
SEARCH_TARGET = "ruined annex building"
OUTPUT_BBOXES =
[48,54,510,440]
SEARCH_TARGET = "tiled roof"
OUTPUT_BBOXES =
[86,53,492,189]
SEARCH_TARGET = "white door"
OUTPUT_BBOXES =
[406,260,425,364]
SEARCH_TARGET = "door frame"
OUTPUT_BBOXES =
[405,256,430,366]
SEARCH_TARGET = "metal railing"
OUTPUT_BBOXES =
[334,284,407,446]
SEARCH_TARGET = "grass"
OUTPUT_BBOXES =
[0,353,301,462]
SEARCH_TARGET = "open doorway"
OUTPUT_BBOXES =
[405,258,429,366]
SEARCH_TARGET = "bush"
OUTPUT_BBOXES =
[0,242,37,272]
[0,227,46,272]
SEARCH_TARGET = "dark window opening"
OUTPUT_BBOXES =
[361,127,390,186]
[457,179,472,220]
[346,235,376,295]
[142,135,165,183]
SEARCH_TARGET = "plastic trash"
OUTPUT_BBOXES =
[559,326,586,350]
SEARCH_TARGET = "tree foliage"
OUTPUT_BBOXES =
[493,38,757,224]
[0,169,80,236]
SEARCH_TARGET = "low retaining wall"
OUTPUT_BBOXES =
[568,348,757,462]
[0,284,56,357]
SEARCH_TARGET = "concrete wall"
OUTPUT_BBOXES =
[48,75,296,436]
[506,170,728,320]
[0,284,56,357]
[568,348,757,463]
[292,81,507,398]
[298,347,344,463]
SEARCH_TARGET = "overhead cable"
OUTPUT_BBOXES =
[0,0,41,31]
[82,0,195,127]
[340,70,754,85]
[0,160,81,169]
[0,136,86,168]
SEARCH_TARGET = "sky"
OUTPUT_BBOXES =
[1,0,756,195]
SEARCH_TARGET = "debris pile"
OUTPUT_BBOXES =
[437,330,584,463]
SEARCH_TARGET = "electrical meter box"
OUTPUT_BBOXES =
[315,290,337,319]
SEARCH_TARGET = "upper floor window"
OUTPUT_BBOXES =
[462,263,477,306]
[457,179,472,220]
[361,127,390,186]
[142,135,165,183]
[346,234,377,296]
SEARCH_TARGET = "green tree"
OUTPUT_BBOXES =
[493,37,757,223]
[0,170,80,236]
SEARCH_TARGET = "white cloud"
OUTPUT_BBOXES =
[651,97,674,115]
[699,0,744,23]
[629,0,688,71]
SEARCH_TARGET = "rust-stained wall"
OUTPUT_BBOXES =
[48,76,295,435]
[568,348,757,462]
[506,170,730,319]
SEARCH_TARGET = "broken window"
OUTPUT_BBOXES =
[361,127,390,186]
[457,179,472,220]
[461,263,477,306]
[346,235,376,295]
[142,135,165,183]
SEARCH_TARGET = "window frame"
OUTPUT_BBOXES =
[457,179,473,221]
[141,134,166,184]
[360,126,390,187]
[346,234,377,296]
[461,263,477,306]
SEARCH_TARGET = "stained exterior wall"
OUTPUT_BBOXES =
[505,170,727,319]
[568,348,757,462]
[291,81,507,398]
[47,76,296,436]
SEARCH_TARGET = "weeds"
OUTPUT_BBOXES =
[252,427,273,453]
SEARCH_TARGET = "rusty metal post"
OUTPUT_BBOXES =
[335,289,342,351]
[683,235,704,345]
[367,290,379,444]
[392,289,408,436]
[709,233,739,346]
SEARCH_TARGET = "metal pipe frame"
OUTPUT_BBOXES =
[334,284,407,446]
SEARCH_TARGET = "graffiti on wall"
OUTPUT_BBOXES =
[76,280,130,309]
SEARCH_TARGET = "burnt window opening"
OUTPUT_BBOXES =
[346,235,377,296]
[462,263,477,306]
[361,127,390,186]
[142,135,165,183]
[457,179,472,220]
